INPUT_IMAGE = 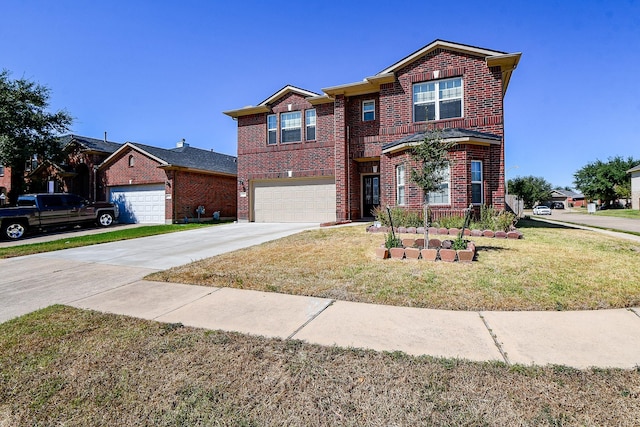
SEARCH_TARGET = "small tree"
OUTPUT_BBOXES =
[410,130,457,244]
[0,70,73,202]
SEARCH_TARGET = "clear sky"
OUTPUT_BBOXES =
[2,0,639,189]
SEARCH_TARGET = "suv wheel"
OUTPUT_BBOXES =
[98,212,114,227]
[3,221,27,240]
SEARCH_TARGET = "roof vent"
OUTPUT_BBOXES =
[177,138,189,148]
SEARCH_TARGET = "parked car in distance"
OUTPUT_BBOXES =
[551,202,565,209]
[532,205,552,215]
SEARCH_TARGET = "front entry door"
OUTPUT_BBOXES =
[363,175,380,218]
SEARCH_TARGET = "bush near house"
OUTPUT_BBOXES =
[374,205,517,232]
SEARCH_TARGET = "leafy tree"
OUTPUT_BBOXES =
[0,70,73,202]
[410,130,457,242]
[507,176,553,208]
[573,156,637,206]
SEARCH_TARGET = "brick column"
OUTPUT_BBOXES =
[334,95,348,221]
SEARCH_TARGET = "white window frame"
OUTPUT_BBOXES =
[267,114,277,145]
[413,77,463,122]
[305,109,316,141]
[280,111,302,143]
[426,164,450,205]
[396,164,406,206]
[362,100,375,121]
[471,160,483,205]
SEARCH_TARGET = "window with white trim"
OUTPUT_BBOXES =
[396,164,406,205]
[267,114,277,145]
[471,160,483,204]
[426,164,450,205]
[413,77,463,122]
[363,100,375,121]
[305,109,316,141]
[281,111,302,143]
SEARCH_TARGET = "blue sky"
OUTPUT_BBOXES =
[2,0,639,189]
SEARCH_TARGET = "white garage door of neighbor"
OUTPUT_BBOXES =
[253,178,336,223]
[109,184,166,224]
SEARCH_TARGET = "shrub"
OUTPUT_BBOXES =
[451,237,469,250]
[384,231,403,249]
[436,214,465,229]
[374,206,423,228]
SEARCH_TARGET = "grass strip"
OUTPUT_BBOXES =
[1,306,638,426]
[0,223,221,259]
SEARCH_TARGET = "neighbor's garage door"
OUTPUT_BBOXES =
[253,178,336,223]
[109,184,166,224]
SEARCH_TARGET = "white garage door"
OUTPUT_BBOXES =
[109,184,166,224]
[253,178,336,223]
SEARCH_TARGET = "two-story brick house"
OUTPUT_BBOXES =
[224,40,521,223]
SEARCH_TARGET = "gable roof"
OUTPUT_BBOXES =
[100,142,237,175]
[381,128,501,154]
[325,40,520,98]
[60,134,121,154]
[224,85,332,119]
[551,189,584,199]
[627,164,640,174]
[224,40,521,118]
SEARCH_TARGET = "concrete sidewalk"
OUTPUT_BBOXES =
[70,280,640,370]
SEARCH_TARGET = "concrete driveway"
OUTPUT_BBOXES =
[0,222,316,323]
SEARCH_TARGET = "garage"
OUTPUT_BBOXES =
[253,178,336,223]
[109,184,166,224]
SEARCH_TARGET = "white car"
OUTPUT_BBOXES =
[532,205,552,215]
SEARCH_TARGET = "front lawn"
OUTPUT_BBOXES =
[148,219,640,311]
[1,306,638,426]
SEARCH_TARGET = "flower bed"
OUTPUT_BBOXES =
[367,225,523,240]
[376,238,477,262]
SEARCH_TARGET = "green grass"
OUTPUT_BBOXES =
[0,223,225,258]
[568,207,640,219]
[1,306,638,426]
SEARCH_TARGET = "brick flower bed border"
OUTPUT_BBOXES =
[367,225,523,240]
[370,225,522,262]
[375,238,477,262]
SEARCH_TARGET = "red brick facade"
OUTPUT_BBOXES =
[226,40,520,222]
[102,145,237,223]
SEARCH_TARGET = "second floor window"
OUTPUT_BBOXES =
[281,112,302,143]
[396,164,405,205]
[305,109,316,141]
[267,115,277,145]
[413,77,462,122]
[363,100,375,121]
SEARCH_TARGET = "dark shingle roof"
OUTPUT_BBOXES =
[60,134,121,154]
[381,128,501,151]
[128,142,237,175]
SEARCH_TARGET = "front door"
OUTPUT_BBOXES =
[363,175,380,218]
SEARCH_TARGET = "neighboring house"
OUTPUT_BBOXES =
[99,139,237,224]
[0,164,10,206]
[28,134,121,199]
[629,164,640,210]
[225,39,521,223]
[550,189,585,208]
